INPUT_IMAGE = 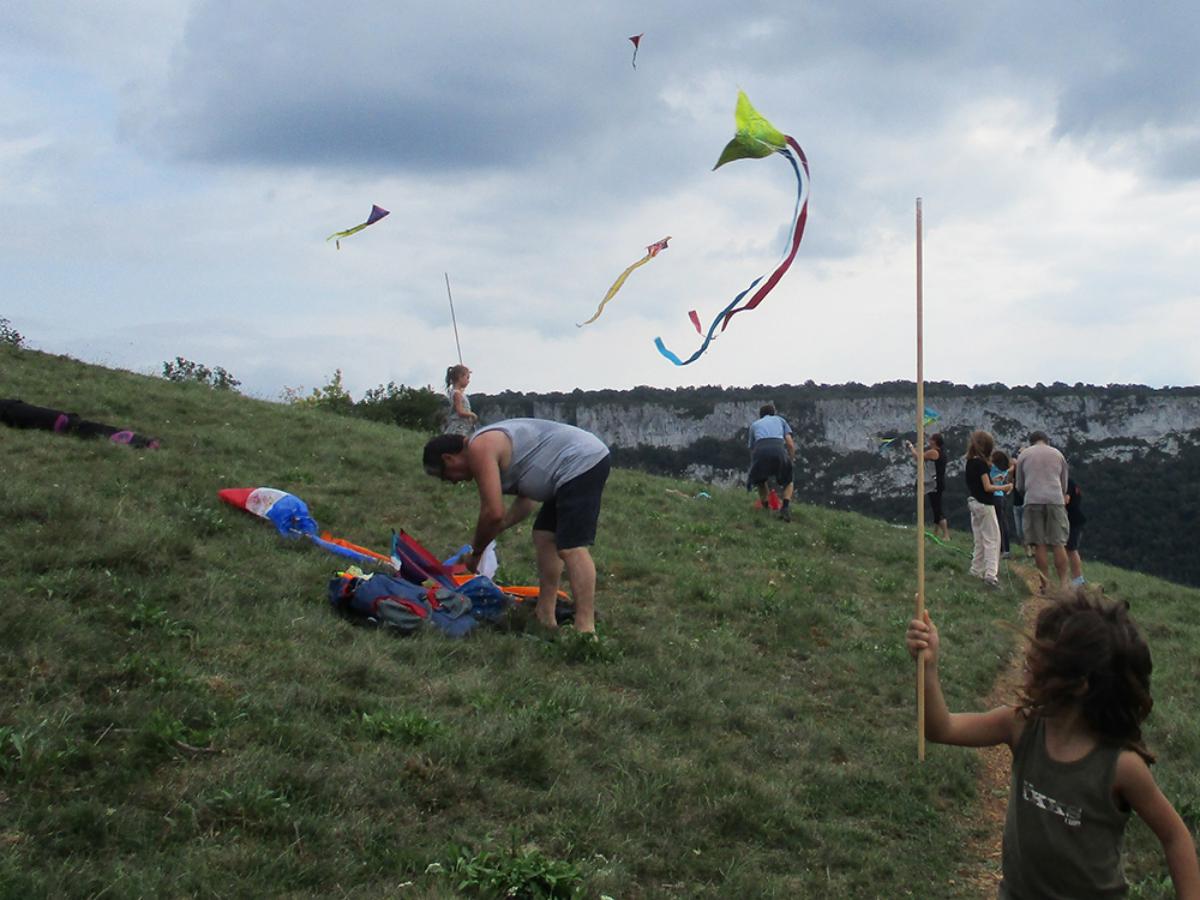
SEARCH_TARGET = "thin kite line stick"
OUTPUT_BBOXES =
[445,272,463,366]
[915,197,926,762]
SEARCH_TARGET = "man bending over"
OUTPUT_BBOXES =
[423,419,610,634]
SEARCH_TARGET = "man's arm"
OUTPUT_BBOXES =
[785,433,796,460]
[467,437,508,560]
[465,497,536,573]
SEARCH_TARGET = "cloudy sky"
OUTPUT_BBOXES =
[4,1,1198,399]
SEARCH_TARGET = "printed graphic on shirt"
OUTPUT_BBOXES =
[1022,780,1083,827]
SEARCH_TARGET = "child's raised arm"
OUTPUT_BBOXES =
[906,609,1021,749]
[1115,752,1200,899]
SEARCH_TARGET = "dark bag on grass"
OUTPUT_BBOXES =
[328,573,478,637]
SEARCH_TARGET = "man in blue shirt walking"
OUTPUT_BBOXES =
[746,403,796,522]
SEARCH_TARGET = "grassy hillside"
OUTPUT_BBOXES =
[1,346,1197,898]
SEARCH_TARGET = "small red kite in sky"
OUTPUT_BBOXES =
[629,33,643,68]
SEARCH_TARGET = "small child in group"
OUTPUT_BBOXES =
[1066,477,1087,586]
[906,590,1200,898]
[444,364,479,436]
[991,449,1013,559]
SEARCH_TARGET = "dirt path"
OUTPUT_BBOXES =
[955,560,1048,897]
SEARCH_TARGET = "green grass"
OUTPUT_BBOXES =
[1,345,1197,898]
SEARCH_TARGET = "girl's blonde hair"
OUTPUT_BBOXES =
[445,365,470,388]
[965,430,995,461]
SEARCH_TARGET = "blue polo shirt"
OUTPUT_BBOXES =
[748,415,792,447]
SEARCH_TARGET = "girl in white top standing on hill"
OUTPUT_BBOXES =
[444,365,478,436]
[964,429,1010,588]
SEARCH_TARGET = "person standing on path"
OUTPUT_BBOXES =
[1065,477,1087,586]
[1016,431,1070,592]
[746,403,796,522]
[964,430,1009,588]
[908,433,949,540]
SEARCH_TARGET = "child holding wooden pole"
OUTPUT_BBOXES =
[906,590,1200,898]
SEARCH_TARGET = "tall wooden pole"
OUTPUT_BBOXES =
[915,198,926,761]
[445,272,463,365]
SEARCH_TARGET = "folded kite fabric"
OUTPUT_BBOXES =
[0,398,160,449]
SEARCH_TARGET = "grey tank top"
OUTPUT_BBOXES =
[472,419,609,502]
[999,717,1129,899]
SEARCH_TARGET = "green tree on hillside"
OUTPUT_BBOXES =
[162,357,241,391]
[283,370,444,432]
[0,317,24,348]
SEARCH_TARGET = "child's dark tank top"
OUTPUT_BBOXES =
[999,717,1130,899]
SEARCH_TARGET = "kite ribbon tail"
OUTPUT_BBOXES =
[306,533,379,565]
[326,221,372,244]
[579,253,651,326]
[654,275,763,367]
[653,336,687,366]
[720,138,810,331]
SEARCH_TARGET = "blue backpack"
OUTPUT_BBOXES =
[328,572,515,637]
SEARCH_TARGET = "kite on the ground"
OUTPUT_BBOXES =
[219,487,554,598]
[655,91,809,366]
[1,398,160,449]
[629,33,643,68]
[327,204,389,249]
[578,236,670,326]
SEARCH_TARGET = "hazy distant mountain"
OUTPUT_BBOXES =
[474,381,1200,587]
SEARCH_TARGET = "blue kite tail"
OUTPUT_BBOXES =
[306,533,378,565]
[654,275,763,366]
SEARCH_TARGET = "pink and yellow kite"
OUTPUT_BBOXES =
[579,236,671,327]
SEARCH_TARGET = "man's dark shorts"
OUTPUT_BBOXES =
[533,455,611,550]
[747,438,793,488]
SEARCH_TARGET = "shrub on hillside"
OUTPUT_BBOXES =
[0,317,24,348]
[283,370,444,432]
[162,356,241,391]
[281,369,354,415]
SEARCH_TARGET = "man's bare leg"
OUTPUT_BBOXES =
[1068,549,1083,581]
[532,529,564,628]
[1034,544,1050,584]
[560,547,597,634]
[1052,545,1070,590]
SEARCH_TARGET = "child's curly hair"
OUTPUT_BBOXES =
[1016,588,1155,763]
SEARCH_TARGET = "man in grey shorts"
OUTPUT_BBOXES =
[1015,430,1070,591]
[423,419,611,634]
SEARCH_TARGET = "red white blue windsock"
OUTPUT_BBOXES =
[218,487,318,536]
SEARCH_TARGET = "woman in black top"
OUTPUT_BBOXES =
[909,432,949,539]
[964,430,1009,587]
